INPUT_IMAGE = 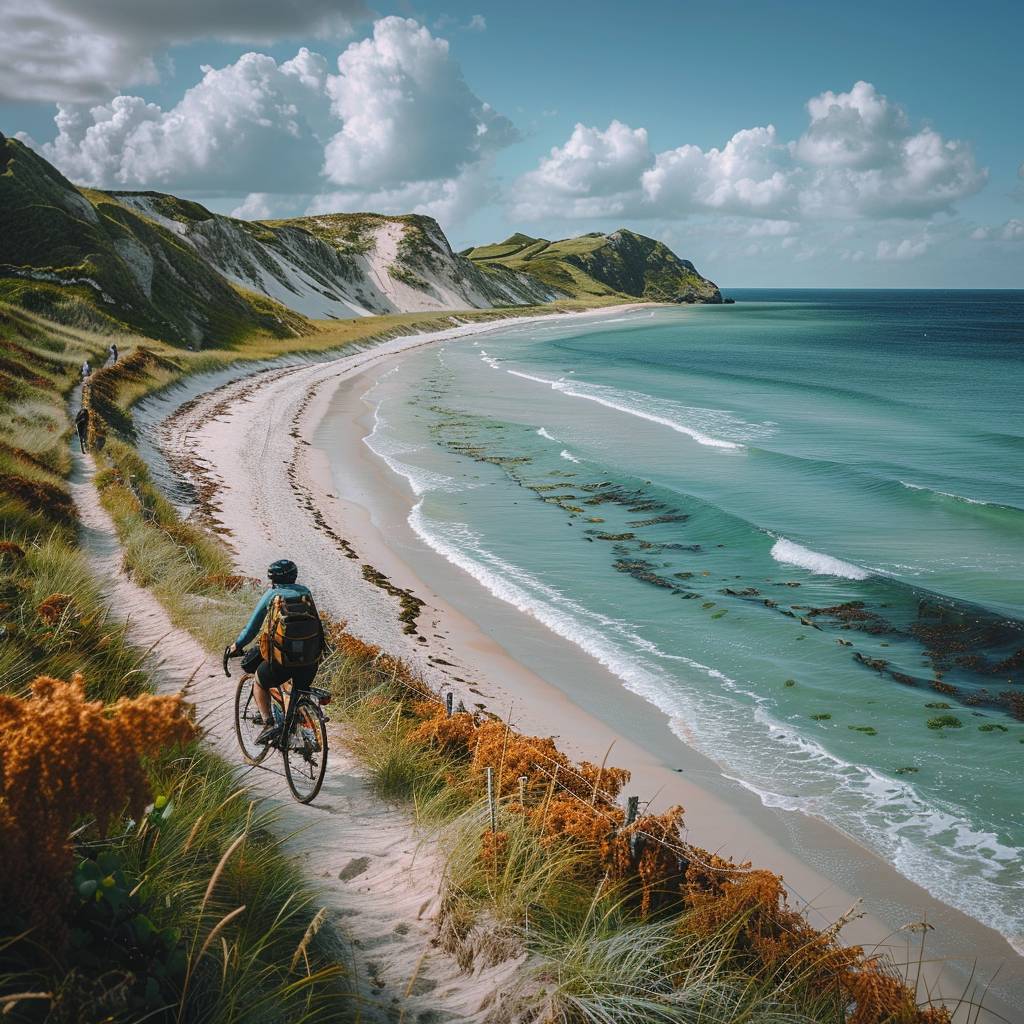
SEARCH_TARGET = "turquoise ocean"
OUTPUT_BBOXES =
[358,291,1024,949]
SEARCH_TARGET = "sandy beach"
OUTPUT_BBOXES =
[145,307,1023,1019]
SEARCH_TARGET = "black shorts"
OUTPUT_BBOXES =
[255,659,317,693]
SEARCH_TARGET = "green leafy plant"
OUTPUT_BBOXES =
[69,846,187,1014]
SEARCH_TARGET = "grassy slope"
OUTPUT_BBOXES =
[464,230,722,303]
[0,306,146,700]
[0,135,309,346]
[0,307,353,1022]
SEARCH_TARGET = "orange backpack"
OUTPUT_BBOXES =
[259,593,324,668]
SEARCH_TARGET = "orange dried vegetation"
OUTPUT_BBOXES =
[201,573,261,592]
[35,592,73,625]
[0,674,197,938]
[335,623,950,1024]
[325,616,433,698]
[0,540,25,563]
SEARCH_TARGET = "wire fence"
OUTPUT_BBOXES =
[346,646,874,934]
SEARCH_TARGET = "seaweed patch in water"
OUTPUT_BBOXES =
[627,513,689,528]
[926,714,962,730]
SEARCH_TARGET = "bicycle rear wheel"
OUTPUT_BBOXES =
[283,696,328,803]
[234,674,271,765]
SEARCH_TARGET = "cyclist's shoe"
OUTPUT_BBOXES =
[255,723,281,746]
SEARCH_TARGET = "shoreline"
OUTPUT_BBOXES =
[151,306,1023,1017]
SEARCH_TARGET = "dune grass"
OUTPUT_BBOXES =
[0,307,360,1021]
[1,745,355,1023]
[0,532,150,701]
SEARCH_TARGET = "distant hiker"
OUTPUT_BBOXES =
[108,342,119,364]
[227,559,325,746]
[74,407,89,453]
[80,360,91,380]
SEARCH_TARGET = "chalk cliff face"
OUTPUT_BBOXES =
[0,135,559,345]
[106,198,562,322]
[462,229,723,303]
[2,133,721,346]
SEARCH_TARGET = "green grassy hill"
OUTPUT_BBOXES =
[462,229,723,303]
[0,132,309,347]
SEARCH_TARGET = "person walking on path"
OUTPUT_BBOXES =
[80,359,91,380]
[108,342,118,364]
[74,407,89,453]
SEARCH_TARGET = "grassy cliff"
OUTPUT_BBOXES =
[0,134,309,347]
[463,229,723,303]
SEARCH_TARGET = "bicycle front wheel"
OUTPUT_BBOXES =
[283,696,328,803]
[234,674,271,766]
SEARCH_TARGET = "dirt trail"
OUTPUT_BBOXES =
[67,408,521,1023]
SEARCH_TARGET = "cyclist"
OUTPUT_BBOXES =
[228,559,324,746]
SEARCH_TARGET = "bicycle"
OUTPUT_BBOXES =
[224,647,330,803]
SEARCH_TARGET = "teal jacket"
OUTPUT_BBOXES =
[236,583,312,648]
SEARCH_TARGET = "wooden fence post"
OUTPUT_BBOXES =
[486,766,497,834]
[625,795,640,862]
[518,775,528,806]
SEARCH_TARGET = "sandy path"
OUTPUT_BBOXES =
[68,399,523,1022]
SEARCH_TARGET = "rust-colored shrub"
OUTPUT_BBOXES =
[0,540,26,564]
[409,701,478,756]
[201,573,260,592]
[36,591,73,625]
[845,959,937,1024]
[479,829,509,869]
[535,793,621,853]
[605,807,688,915]
[0,473,75,524]
[0,674,197,939]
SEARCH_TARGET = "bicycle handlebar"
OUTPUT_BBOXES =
[223,644,245,677]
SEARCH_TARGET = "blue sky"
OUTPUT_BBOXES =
[3,0,1022,286]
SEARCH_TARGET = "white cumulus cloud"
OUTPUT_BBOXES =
[23,18,514,227]
[971,218,1024,241]
[511,81,985,224]
[513,121,652,219]
[876,236,931,261]
[0,0,367,102]
[322,17,515,189]
[33,49,333,192]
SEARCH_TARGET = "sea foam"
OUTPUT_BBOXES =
[770,537,869,580]
[899,480,987,505]
[506,370,745,450]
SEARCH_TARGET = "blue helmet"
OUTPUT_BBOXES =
[268,558,298,584]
